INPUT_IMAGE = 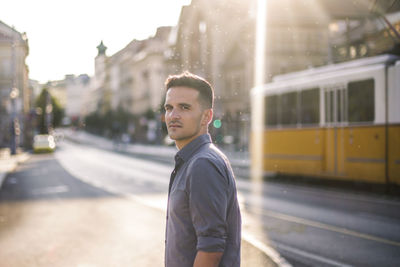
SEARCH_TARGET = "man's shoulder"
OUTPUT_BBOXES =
[186,143,231,173]
[186,146,231,185]
[193,143,227,161]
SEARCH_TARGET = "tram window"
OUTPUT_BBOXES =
[280,91,298,125]
[300,88,319,124]
[348,79,374,122]
[265,95,278,126]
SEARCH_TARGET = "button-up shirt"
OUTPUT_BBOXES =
[165,134,241,267]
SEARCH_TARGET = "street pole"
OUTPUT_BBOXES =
[9,87,19,155]
[10,28,20,155]
[45,90,53,134]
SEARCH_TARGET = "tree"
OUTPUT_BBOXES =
[35,88,64,134]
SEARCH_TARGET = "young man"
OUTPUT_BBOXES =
[164,72,241,267]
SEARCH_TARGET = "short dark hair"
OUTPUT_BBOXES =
[164,71,214,109]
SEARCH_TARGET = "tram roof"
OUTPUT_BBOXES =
[272,54,400,83]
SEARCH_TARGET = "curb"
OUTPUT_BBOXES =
[0,172,6,189]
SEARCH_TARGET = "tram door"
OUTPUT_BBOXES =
[324,86,346,177]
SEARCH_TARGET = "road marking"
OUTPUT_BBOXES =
[245,204,400,247]
[242,232,292,267]
[126,193,292,267]
[31,185,69,195]
[272,241,353,267]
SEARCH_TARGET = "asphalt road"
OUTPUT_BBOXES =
[0,153,167,267]
[52,139,400,267]
[0,148,273,267]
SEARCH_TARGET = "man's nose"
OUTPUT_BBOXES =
[168,109,181,120]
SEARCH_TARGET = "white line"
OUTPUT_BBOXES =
[241,232,292,267]
[31,185,69,195]
[272,241,353,267]
[125,193,291,267]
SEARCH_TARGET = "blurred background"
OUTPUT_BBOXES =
[1,0,400,153]
[1,0,400,266]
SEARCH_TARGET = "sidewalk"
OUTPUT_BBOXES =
[0,148,30,188]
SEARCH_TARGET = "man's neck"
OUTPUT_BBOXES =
[175,132,208,150]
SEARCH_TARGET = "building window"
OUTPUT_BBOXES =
[300,88,319,124]
[348,79,374,123]
[234,75,242,96]
[265,95,278,126]
[279,91,298,125]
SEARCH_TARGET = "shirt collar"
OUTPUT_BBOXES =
[175,134,212,164]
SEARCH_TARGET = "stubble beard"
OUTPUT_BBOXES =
[167,120,203,142]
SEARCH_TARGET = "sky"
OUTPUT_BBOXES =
[1,0,191,83]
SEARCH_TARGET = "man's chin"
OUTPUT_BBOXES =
[167,133,178,140]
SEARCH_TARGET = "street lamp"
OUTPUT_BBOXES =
[10,87,19,99]
[45,90,53,134]
[10,87,20,155]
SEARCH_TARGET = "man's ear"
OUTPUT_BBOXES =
[201,108,213,126]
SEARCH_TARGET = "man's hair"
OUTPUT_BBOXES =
[164,71,214,109]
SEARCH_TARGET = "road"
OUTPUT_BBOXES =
[1,138,400,266]
[0,141,272,267]
[0,153,167,267]
[59,138,400,266]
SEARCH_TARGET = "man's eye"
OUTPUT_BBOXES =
[182,106,189,110]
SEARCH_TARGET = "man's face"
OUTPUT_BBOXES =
[164,86,211,149]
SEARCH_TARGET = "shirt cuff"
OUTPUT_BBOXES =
[197,236,226,252]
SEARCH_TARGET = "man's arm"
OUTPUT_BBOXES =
[189,158,228,266]
[193,251,223,267]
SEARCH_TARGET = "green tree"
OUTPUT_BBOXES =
[35,88,64,134]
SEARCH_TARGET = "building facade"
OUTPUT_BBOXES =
[330,9,400,62]
[87,27,171,142]
[65,74,90,124]
[170,0,331,150]
[0,20,30,151]
[44,79,67,109]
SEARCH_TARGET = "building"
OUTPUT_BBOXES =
[65,74,90,124]
[170,0,257,149]
[0,20,30,151]
[44,79,67,109]
[171,0,332,150]
[329,4,400,62]
[89,27,171,142]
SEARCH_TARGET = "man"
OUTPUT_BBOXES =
[164,72,241,267]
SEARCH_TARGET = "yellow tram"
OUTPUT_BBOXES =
[251,54,400,185]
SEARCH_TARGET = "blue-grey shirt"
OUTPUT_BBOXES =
[165,134,241,267]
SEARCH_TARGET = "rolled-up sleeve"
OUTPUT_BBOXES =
[188,157,229,252]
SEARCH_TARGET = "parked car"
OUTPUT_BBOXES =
[33,134,56,153]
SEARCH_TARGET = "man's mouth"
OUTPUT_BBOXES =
[168,122,182,128]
